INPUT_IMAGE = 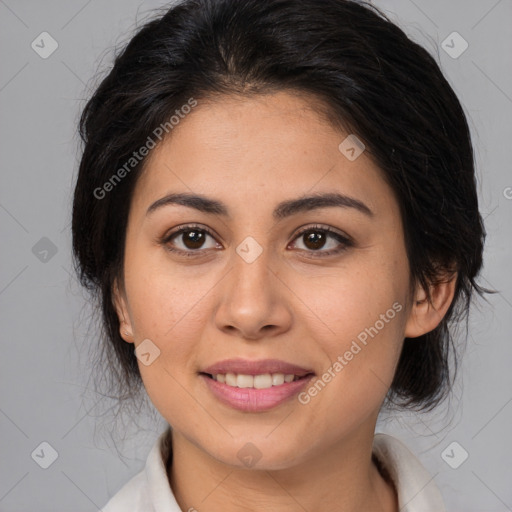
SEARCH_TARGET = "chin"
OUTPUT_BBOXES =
[205,436,309,471]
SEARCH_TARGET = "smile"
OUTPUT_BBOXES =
[208,372,302,389]
[199,359,315,412]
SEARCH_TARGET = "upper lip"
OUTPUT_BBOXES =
[201,358,314,377]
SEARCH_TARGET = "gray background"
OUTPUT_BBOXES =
[0,0,511,510]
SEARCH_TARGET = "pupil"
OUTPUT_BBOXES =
[184,230,204,249]
[304,231,325,250]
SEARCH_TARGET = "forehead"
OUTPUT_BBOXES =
[131,91,395,218]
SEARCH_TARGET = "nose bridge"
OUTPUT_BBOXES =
[229,235,274,304]
[214,235,291,338]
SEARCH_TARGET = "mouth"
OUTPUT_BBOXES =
[200,372,312,389]
[199,359,315,412]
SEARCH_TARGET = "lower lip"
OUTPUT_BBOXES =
[200,374,314,412]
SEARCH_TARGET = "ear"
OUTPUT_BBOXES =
[112,277,135,344]
[404,272,457,338]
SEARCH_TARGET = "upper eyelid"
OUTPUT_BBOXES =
[292,223,351,239]
[164,223,219,240]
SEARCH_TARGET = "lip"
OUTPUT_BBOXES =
[200,358,315,412]
[201,358,313,377]
[200,374,314,412]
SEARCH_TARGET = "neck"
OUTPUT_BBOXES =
[167,429,398,512]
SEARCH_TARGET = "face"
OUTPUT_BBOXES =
[113,91,422,470]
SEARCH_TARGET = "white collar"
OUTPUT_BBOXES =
[102,428,446,511]
[373,433,446,511]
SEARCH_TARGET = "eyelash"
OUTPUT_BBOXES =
[160,223,353,259]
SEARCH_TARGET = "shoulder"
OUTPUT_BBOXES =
[372,433,446,512]
[101,470,149,512]
[101,427,180,512]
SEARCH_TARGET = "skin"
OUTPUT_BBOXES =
[113,91,456,512]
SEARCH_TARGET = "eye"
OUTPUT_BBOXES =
[161,224,221,256]
[160,223,353,259]
[289,224,353,257]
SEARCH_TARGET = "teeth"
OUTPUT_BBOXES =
[237,374,254,388]
[212,372,301,389]
[225,373,237,387]
[272,373,284,386]
[254,374,272,389]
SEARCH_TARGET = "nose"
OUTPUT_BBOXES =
[213,244,293,341]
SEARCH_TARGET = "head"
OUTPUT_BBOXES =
[72,0,485,467]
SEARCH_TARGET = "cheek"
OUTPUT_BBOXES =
[122,249,219,394]
[125,268,217,417]
[124,240,216,337]
[291,258,407,345]
[291,256,408,410]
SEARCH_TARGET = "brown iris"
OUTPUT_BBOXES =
[303,230,326,250]
[182,230,206,249]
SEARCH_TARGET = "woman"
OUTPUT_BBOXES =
[71,0,486,510]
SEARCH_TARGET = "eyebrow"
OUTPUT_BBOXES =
[146,192,373,219]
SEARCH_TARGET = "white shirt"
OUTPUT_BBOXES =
[102,428,446,511]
